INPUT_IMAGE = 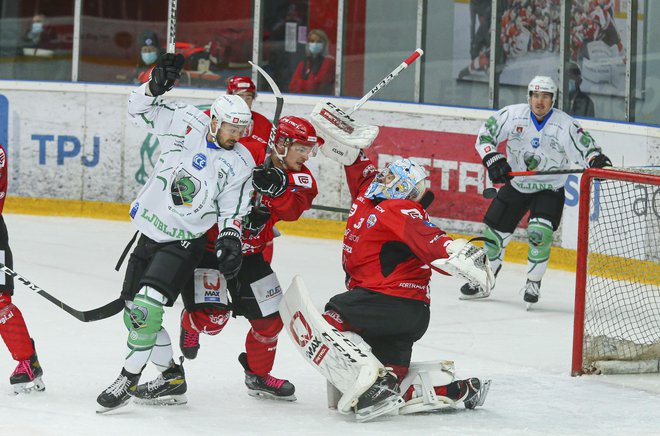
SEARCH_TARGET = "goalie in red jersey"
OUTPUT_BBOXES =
[276,101,493,422]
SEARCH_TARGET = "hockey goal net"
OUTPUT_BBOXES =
[572,167,660,376]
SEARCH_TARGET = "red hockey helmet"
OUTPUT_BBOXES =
[226,76,256,97]
[275,116,324,149]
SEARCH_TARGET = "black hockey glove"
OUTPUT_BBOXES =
[589,154,612,168]
[252,165,288,198]
[244,206,271,237]
[215,228,243,280]
[482,152,513,184]
[148,53,185,96]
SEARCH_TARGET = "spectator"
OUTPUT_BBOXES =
[288,29,335,95]
[21,14,55,53]
[134,30,164,84]
[567,62,595,117]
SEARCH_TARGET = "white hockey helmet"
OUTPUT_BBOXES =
[527,76,557,104]
[364,158,428,202]
[209,95,252,143]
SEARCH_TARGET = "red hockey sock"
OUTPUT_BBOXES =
[322,310,358,332]
[245,316,283,377]
[0,295,35,361]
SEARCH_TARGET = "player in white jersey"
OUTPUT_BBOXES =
[461,76,612,307]
[96,53,255,412]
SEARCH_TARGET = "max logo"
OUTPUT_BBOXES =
[289,311,313,347]
[203,272,221,290]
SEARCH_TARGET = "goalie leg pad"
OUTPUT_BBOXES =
[398,360,457,415]
[279,276,383,414]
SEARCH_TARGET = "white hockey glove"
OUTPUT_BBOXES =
[432,239,495,292]
[310,100,379,166]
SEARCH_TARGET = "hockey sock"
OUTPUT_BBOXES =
[149,328,174,372]
[484,226,511,275]
[0,294,34,361]
[124,286,166,374]
[245,316,283,376]
[527,218,553,282]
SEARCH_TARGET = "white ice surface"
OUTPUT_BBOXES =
[1,214,659,436]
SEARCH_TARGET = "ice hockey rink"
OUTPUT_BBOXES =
[1,214,659,436]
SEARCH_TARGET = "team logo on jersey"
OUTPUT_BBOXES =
[171,169,201,206]
[192,153,207,170]
[401,208,424,219]
[366,214,377,229]
[531,137,540,148]
[511,125,525,139]
[292,173,312,188]
[524,153,541,170]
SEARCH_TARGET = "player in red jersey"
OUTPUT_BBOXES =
[171,116,322,402]
[226,76,273,145]
[0,143,45,394]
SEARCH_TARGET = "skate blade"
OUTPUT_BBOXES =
[525,302,535,311]
[459,292,490,301]
[247,389,296,402]
[13,377,46,395]
[96,399,131,414]
[355,396,405,423]
[466,379,491,409]
[399,397,455,415]
[133,393,188,406]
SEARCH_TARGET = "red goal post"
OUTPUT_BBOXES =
[572,167,660,376]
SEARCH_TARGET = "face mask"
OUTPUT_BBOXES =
[31,22,43,33]
[308,42,324,55]
[141,51,158,65]
[568,79,576,93]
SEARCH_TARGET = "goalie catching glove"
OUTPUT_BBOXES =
[310,101,379,166]
[432,239,495,292]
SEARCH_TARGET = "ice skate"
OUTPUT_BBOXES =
[522,280,541,310]
[461,378,491,409]
[96,368,141,413]
[238,352,296,401]
[459,282,490,300]
[10,342,45,395]
[180,310,200,360]
[354,370,405,422]
[133,358,187,406]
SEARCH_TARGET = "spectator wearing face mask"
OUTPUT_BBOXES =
[566,62,594,118]
[288,29,335,95]
[22,14,55,51]
[134,30,165,84]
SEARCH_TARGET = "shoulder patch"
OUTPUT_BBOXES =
[291,172,313,188]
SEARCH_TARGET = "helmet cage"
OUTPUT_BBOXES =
[364,159,428,201]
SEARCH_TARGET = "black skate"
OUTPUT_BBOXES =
[96,368,141,413]
[460,378,491,409]
[10,340,45,394]
[354,370,405,422]
[133,358,188,406]
[522,280,541,309]
[238,352,296,401]
[180,310,200,359]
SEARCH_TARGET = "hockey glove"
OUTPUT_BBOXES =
[216,228,243,280]
[252,165,288,198]
[482,152,513,184]
[589,154,612,168]
[148,53,185,96]
[244,206,271,237]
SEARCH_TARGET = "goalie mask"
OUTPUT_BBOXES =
[364,158,428,202]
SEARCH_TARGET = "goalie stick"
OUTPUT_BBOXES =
[0,263,124,322]
[317,49,423,134]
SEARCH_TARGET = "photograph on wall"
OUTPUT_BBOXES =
[453,0,645,98]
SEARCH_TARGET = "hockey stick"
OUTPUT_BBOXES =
[248,61,285,213]
[0,263,124,322]
[315,49,424,135]
[482,169,587,199]
[166,0,178,53]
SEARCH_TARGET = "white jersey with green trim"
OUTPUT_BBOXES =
[127,83,255,243]
[475,103,602,194]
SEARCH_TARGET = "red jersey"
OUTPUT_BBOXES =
[206,139,318,257]
[342,153,452,304]
[0,144,7,213]
[288,56,336,95]
[244,110,272,146]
